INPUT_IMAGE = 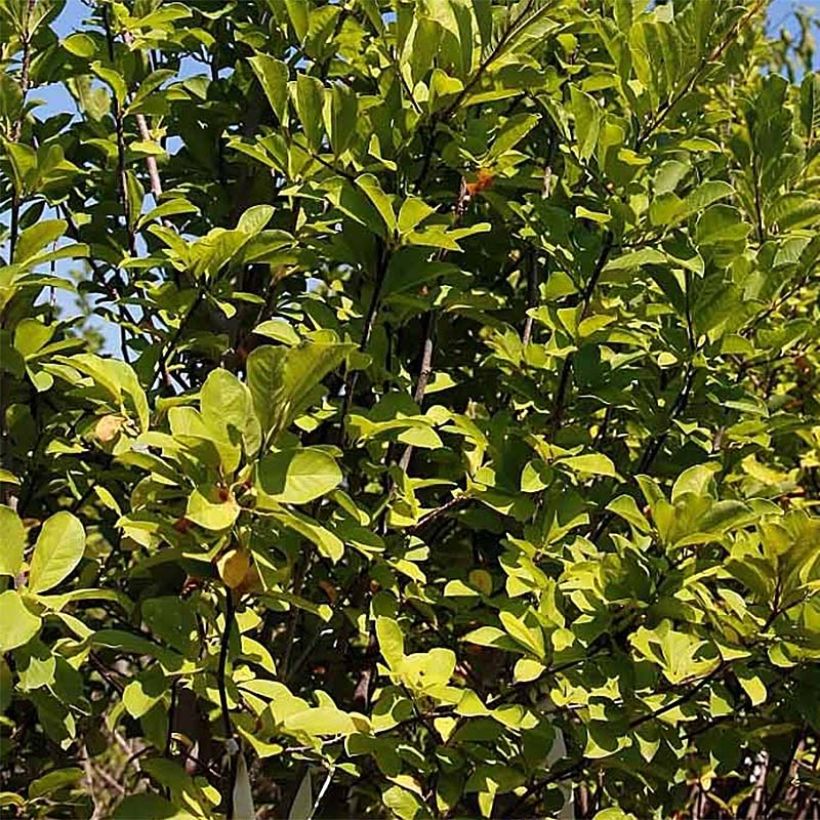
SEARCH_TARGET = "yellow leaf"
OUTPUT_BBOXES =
[217,548,251,589]
[95,414,124,442]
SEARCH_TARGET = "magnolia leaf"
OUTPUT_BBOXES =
[0,506,25,577]
[233,751,256,820]
[185,488,240,531]
[0,591,41,651]
[28,512,85,594]
[256,448,342,505]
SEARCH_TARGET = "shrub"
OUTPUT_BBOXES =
[1,0,819,817]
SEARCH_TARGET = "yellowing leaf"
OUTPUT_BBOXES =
[95,414,124,442]
[217,548,251,589]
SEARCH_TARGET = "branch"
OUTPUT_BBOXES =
[408,494,470,535]
[10,0,36,143]
[150,285,208,392]
[217,588,238,819]
[103,6,137,260]
[397,310,436,473]
[765,727,805,818]
[628,661,726,731]
[521,246,539,346]
[439,0,544,121]
[588,360,695,543]
[8,0,37,260]
[338,241,390,442]
[551,231,614,430]
[120,32,165,200]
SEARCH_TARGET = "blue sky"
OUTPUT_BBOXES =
[25,0,820,353]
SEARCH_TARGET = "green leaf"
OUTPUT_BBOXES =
[499,611,545,658]
[113,794,182,819]
[382,785,426,820]
[0,592,41,651]
[185,487,240,531]
[570,86,602,161]
[14,220,66,264]
[268,507,344,562]
[247,344,287,439]
[248,340,353,442]
[356,174,396,234]
[201,367,262,460]
[285,0,309,41]
[0,505,25,577]
[397,198,436,236]
[695,205,750,246]
[233,752,256,820]
[557,453,618,478]
[604,248,666,271]
[325,83,358,156]
[28,767,84,799]
[249,53,289,123]
[376,616,405,669]
[62,34,96,57]
[671,463,720,502]
[487,113,540,162]
[283,706,360,736]
[28,512,85,594]
[142,597,198,655]
[288,769,312,820]
[513,658,546,682]
[256,448,343,505]
[606,495,651,533]
[295,74,325,151]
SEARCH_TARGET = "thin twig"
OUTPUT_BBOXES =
[8,0,37,260]
[521,246,539,345]
[10,0,36,143]
[338,241,391,442]
[121,28,164,201]
[309,766,335,820]
[765,727,805,818]
[397,310,436,473]
[408,495,470,535]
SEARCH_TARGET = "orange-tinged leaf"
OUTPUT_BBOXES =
[95,414,124,442]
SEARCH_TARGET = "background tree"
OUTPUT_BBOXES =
[1,0,819,818]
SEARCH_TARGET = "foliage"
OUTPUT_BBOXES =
[1,0,819,817]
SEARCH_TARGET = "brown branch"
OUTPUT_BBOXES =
[8,0,37,261]
[102,8,136,261]
[747,751,770,820]
[765,728,805,818]
[10,0,36,143]
[397,310,436,473]
[408,494,470,535]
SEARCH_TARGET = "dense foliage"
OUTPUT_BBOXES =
[1,0,819,817]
